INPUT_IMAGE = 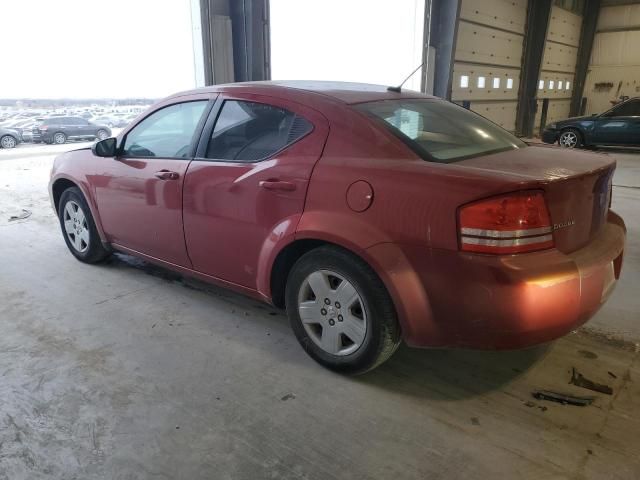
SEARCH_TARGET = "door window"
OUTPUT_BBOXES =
[606,100,640,117]
[123,101,208,158]
[205,100,312,162]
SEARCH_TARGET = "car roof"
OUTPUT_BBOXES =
[171,80,436,105]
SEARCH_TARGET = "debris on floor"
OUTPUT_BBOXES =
[8,208,32,221]
[578,350,598,359]
[570,367,613,395]
[532,390,595,406]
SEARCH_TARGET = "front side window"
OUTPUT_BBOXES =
[123,101,208,158]
[357,99,526,163]
[205,100,312,162]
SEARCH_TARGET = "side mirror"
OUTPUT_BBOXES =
[92,137,117,157]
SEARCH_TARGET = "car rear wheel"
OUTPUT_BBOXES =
[558,128,582,148]
[96,129,109,140]
[285,246,401,374]
[0,135,17,149]
[58,187,110,264]
[53,132,67,144]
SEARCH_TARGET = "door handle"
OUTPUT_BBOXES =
[154,170,179,180]
[259,179,296,191]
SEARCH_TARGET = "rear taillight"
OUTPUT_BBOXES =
[39,125,48,131]
[459,191,554,254]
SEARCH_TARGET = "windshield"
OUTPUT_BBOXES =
[357,99,526,163]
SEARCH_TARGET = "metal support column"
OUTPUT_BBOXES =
[515,0,552,137]
[230,0,270,82]
[427,0,461,99]
[570,0,601,117]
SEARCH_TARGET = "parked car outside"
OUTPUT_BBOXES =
[543,97,640,148]
[0,126,22,148]
[49,82,626,373]
[90,116,116,128]
[34,116,111,144]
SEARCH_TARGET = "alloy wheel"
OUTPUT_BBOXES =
[97,130,108,140]
[297,269,368,356]
[63,200,90,253]
[559,131,578,148]
[1,136,16,148]
[54,133,66,144]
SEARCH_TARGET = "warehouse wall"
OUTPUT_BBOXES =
[583,4,640,114]
[534,5,583,130]
[450,0,528,131]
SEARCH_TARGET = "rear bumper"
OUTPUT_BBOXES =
[367,211,626,349]
[542,128,559,144]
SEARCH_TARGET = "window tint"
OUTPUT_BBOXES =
[358,99,526,163]
[123,101,207,158]
[608,100,640,117]
[206,100,312,162]
[70,117,87,125]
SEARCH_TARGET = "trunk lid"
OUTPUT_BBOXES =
[457,145,615,253]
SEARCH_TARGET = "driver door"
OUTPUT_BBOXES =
[593,99,640,145]
[93,97,212,267]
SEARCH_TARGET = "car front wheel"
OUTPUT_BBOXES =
[558,128,582,148]
[58,187,110,263]
[285,246,401,374]
[0,135,17,149]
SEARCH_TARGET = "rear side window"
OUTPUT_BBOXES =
[205,100,312,162]
[606,100,640,117]
[123,101,208,158]
[357,99,526,163]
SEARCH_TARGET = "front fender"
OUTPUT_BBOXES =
[50,157,108,244]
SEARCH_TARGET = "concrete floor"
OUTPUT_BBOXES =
[1,145,639,479]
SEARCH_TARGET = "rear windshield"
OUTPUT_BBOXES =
[357,99,526,163]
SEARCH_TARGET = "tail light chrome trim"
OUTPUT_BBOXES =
[461,234,553,248]
[460,226,552,238]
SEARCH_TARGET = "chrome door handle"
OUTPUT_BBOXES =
[259,179,296,191]
[154,170,179,180]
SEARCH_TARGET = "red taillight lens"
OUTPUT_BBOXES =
[39,125,48,131]
[459,191,554,254]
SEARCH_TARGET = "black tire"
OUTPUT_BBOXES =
[0,135,17,149]
[285,246,401,374]
[58,187,110,264]
[96,129,109,141]
[558,128,582,148]
[53,132,67,144]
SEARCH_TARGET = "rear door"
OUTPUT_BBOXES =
[182,94,329,288]
[593,99,640,145]
[93,96,212,266]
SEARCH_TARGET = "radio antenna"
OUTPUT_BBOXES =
[387,63,425,92]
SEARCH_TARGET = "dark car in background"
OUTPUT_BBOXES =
[0,126,22,149]
[34,116,111,144]
[543,97,640,148]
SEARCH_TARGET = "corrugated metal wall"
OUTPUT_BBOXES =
[451,0,528,131]
[534,5,582,129]
[584,4,640,114]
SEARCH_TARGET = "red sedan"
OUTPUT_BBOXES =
[49,81,626,373]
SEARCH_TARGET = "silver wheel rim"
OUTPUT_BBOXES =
[63,200,90,253]
[559,131,578,148]
[298,270,368,356]
[54,133,65,144]
[97,130,108,140]
[1,136,16,148]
